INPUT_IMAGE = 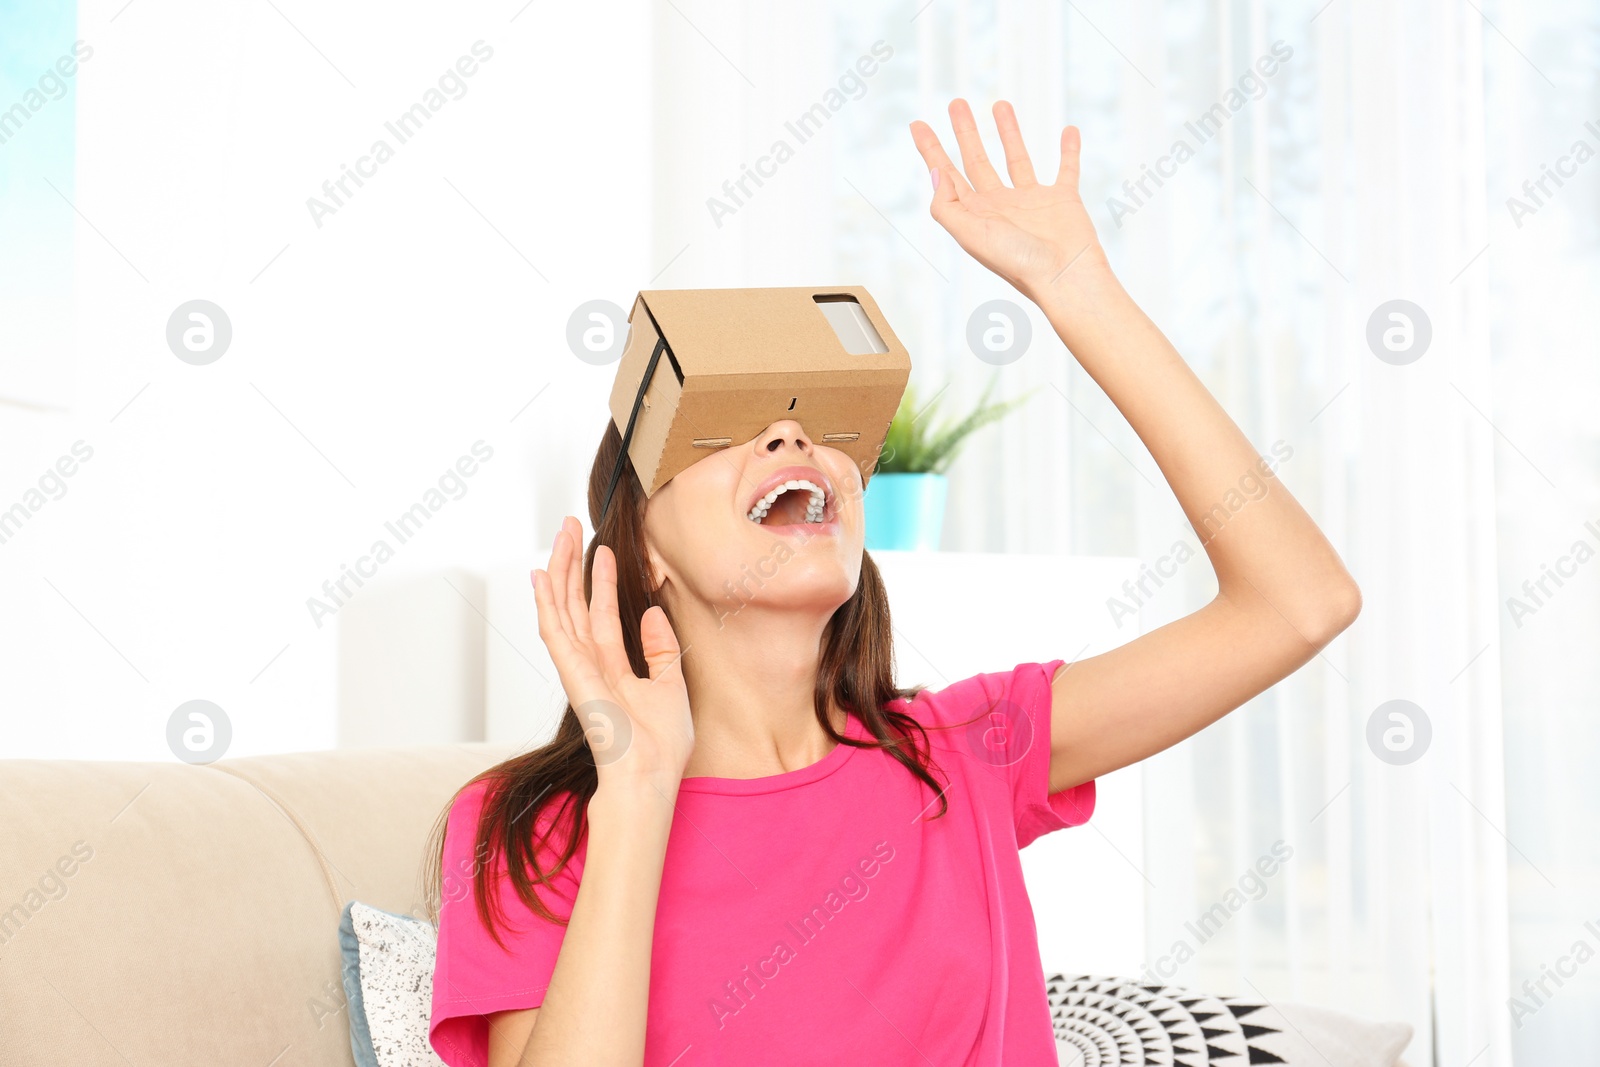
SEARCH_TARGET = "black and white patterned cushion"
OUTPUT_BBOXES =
[1046,974,1287,1065]
[340,901,447,1067]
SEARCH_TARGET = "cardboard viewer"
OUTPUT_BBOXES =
[601,286,912,520]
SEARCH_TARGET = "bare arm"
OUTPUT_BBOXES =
[910,100,1360,792]
[488,517,694,1065]
[1032,274,1359,792]
[493,783,676,1066]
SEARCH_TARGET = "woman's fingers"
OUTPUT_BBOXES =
[1056,124,1083,194]
[537,523,638,698]
[587,544,635,681]
[560,516,595,645]
[914,101,1069,194]
[991,100,1038,186]
[947,98,1005,190]
[531,568,574,662]
[532,567,604,704]
[908,119,975,198]
[545,526,578,642]
[639,605,685,686]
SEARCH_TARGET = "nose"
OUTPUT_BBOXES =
[755,420,813,457]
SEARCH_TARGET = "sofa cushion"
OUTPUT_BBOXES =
[215,744,518,919]
[1047,974,1414,1065]
[340,901,446,1067]
[339,903,379,1067]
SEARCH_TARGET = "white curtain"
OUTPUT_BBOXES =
[648,0,1600,1061]
[1482,0,1600,1060]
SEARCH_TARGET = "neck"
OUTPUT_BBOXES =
[667,593,843,780]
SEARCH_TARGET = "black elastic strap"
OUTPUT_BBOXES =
[599,336,667,527]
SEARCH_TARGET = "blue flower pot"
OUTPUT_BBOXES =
[864,473,948,551]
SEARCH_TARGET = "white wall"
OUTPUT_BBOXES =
[0,0,653,759]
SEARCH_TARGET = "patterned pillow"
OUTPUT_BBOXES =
[1046,975,1413,1066]
[338,901,447,1067]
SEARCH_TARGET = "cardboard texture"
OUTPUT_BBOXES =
[607,286,912,496]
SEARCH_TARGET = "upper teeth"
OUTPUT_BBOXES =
[747,479,827,524]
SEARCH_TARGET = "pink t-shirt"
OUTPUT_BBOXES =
[429,660,1094,1066]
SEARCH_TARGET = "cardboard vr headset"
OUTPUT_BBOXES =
[603,286,912,512]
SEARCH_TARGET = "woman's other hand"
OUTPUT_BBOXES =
[910,98,1112,305]
[532,515,694,790]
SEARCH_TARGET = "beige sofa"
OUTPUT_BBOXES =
[0,743,518,1066]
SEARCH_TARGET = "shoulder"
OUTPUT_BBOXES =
[446,776,493,826]
[436,779,498,910]
[436,776,588,937]
[889,661,1064,771]
[893,660,1064,731]
[446,774,582,839]
[440,777,496,866]
[440,775,584,884]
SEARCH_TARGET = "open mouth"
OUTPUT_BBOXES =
[746,477,833,527]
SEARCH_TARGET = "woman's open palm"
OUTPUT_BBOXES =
[532,516,693,784]
[909,99,1107,300]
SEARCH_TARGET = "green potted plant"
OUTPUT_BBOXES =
[865,376,1035,551]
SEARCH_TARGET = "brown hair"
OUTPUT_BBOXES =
[420,420,950,945]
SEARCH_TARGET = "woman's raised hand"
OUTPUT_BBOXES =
[910,99,1111,304]
[532,516,693,787]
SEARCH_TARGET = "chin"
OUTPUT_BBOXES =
[712,538,861,622]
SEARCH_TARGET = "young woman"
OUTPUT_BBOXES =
[424,98,1360,1067]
